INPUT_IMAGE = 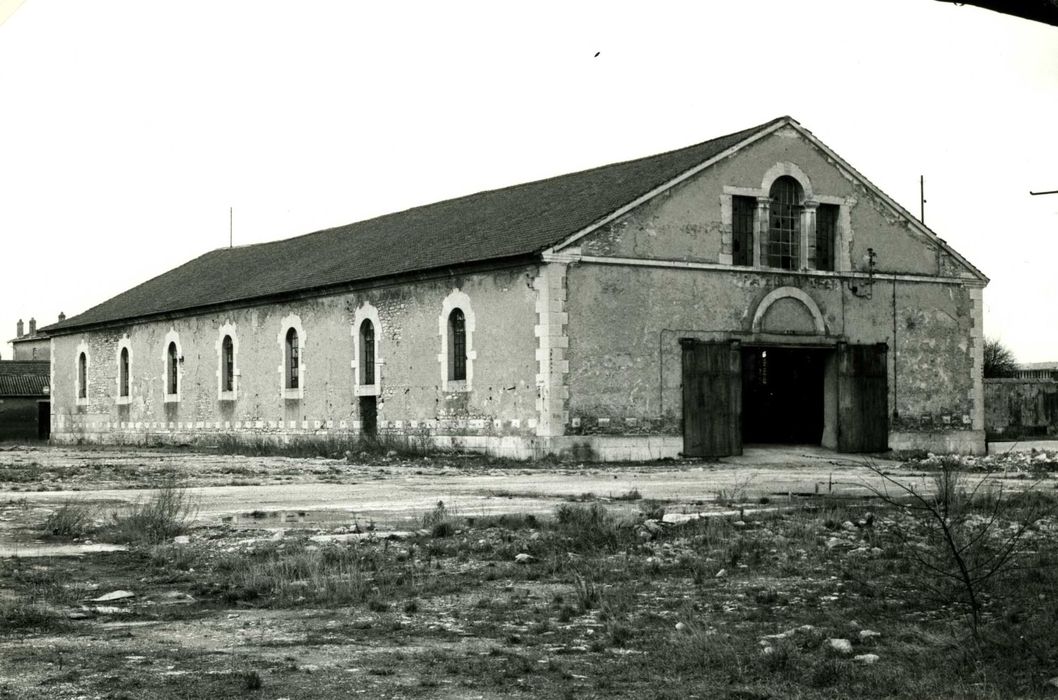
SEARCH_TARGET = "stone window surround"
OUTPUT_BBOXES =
[437,289,476,393]
[115,335,132,405]
[351,303,383,397]
[75,339,90,406]
[278,313,305,400]
[720,161,851,272]
[162,329,182,404]
[216,321,239,402]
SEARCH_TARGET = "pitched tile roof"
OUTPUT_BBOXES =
[0,361,49,397]
[45,117,788,333]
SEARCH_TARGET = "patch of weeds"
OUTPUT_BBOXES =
[149,543,198,572]
[606,620,634,647]
[552,502,634,552]
[40,500,97,538]
[614,488,642,501]
[468,513,539,530]
[212,433,356,460]
[99,482,197,545]
[638,499,667,520]
[574,575,601,612]
[422,500,458,538]
[563,492,598,503]
[716,474,755,506]
[403,599,420,614]
[806,656,840,688]
[239,670,263,691]
[0,600,68,633]
[557,604,577,622]
[367,598,390,613]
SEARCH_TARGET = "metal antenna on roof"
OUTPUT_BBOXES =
[1030,189,1058,196]
[920,175,926,224]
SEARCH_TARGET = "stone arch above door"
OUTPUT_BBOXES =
[751,287,827,335]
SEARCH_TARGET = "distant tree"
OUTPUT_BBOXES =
[983,337,1018,378]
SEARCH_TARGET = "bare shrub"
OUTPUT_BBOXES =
[865,461,1054,634]
[100,482,197,545]
[40,500,97,538]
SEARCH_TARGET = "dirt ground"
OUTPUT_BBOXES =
[0,444,936,527]
[1,443,1056,699]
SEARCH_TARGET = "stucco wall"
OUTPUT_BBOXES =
[563,263,981,451]
[579,127,967,278]
[50,267,540,445]
[984,378,1058,439]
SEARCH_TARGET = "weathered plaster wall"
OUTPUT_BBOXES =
[579,128,963,279]
[563,263,982,452]
[51,267,540,445]
[984,378,1058,439]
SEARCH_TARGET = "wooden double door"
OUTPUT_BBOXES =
[681,340,887,457]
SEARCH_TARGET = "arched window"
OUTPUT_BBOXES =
[119,347,129,398]
[285,328,299,389]
[448,309,466,382]
[166,342,179,396]
[359,320,375,386]
[221,335,234,392]
[767,176,803,270]
[78,352,87,399]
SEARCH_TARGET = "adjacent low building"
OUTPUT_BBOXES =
[43,117,988,458]
[0,361,50,440]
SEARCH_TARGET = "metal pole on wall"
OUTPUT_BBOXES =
[229,207,233,248]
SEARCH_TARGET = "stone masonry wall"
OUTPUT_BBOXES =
[50,266,540,446]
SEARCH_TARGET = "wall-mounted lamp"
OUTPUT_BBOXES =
[847,247,877,299]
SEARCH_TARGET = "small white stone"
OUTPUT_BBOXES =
[514,553,534,564]
[675,622,687,632]
[828,638,853,655]
[90,590,135,602]
[859,629,881,640]
[714,568,727,578]
[173,535,190,544]
[854,653,880,664]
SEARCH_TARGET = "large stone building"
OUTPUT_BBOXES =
[43,117,988,458]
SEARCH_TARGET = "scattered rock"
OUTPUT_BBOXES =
[93,605,130,615]
[675,622,687,632]
[90,590,135,602]
[854,653,880,664]
[825,537,842,550]
[714,568,727,578]
[173,535,190,544]
[733,520,747,529]
[841,521,857,532]
[661,513,701,525]
[859,629,881,641]
[827,638,853,655]
[643,519,664,534]
[514,553,534,564]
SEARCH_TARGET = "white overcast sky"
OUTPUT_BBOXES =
[1,1,1056,361]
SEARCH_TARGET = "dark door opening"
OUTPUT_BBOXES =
[359,396,377,439]
[37,401,50,440]
[741,346,827,445]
